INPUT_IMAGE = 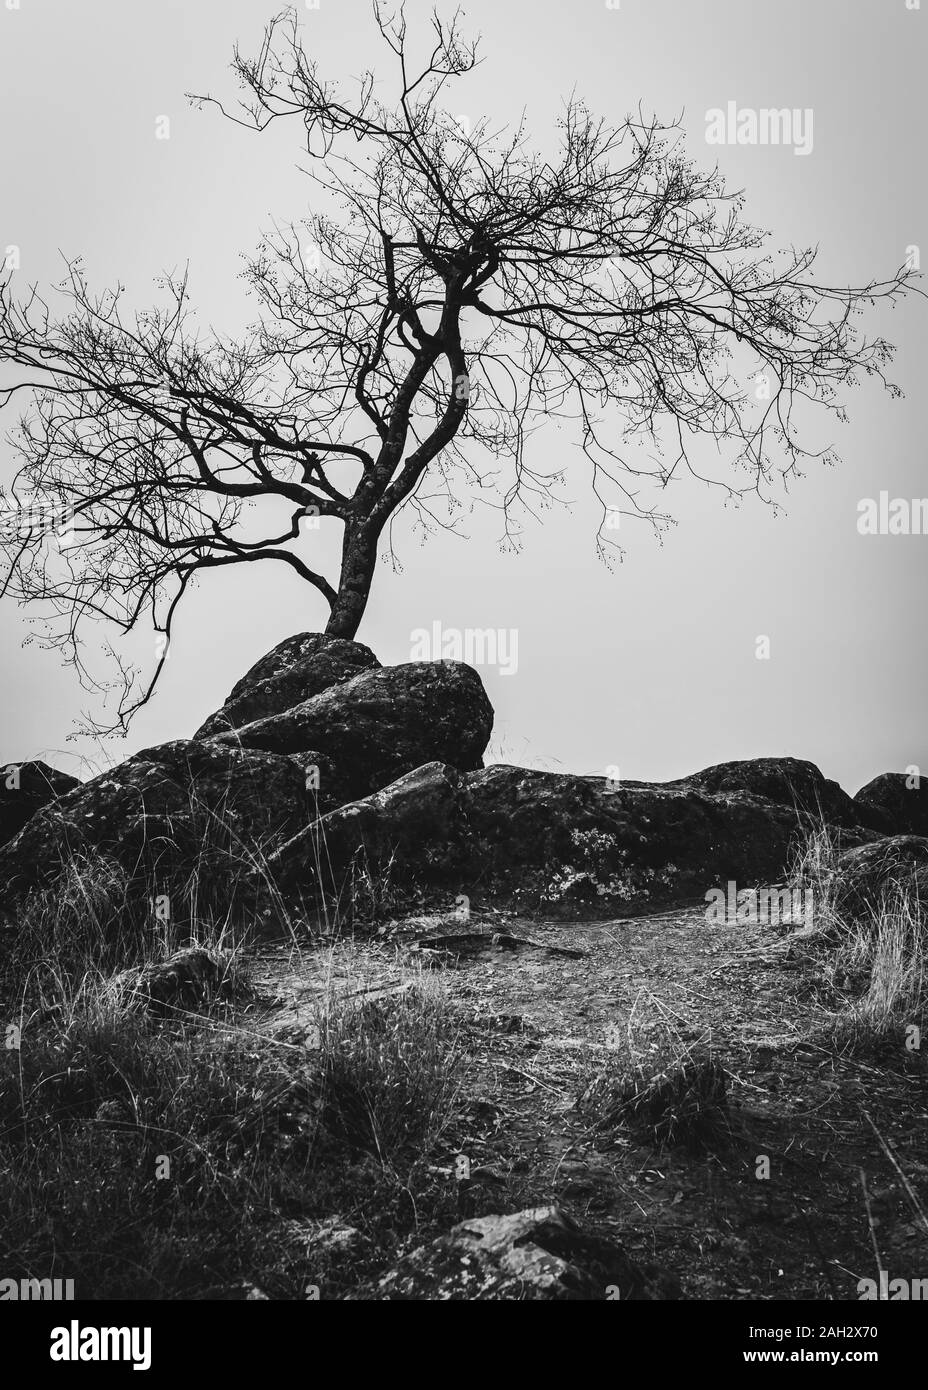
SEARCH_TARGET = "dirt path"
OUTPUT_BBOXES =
[247,905,928,1300]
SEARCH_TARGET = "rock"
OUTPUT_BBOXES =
[211,662,494,803]
[831,835,928,922]
[465,766,800,899]
[0,759,81,848]
[285,749,348,812]
[194,633,379,740]
[853,773,928,838]
[271,761,805,909]
[0,740,317,903]
[270,762,469,890]
[112,945,234,1014]
[373,1205,680,1300]
[671,757,862,829]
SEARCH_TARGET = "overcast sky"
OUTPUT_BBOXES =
[0,0,925,797]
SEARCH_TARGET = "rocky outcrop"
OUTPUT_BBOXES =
[0,760,80,849]
[831,835,928,921]
[853,773,928,838]
[210,662,494,804]
[194,633,379,740]
[271,760,807,909]
[0,634,888,924]
[670,757,862,829]
[0,740,318,902]
[372,1206,680,1300]
[465,766,806,901]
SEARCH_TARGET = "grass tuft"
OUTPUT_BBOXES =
[789,822,927,1053]
[0,846,466,1299]
[579,998,729,1151]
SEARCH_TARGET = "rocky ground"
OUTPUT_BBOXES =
[1,631,926,1300]
[246,901,928,1301]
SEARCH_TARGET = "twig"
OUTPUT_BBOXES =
[863,1109,928,1238]
[859,1168,885,1286]
[503,1065,566,1097]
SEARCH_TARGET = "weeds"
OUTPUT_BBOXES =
[579,996,728,1151]
[315,950,465,1163]
[789,821,927,1052]
[787,816,843,923]
[0,845,466,1299]
[825,886,925,1050]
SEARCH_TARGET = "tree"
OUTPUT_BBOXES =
[0,5,914,732]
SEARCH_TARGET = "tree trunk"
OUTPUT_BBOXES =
[324,521,380,640]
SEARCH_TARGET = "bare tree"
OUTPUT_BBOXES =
[0,5,914,732]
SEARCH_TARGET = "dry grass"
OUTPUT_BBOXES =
[786,816,842,924]
[0,844,466,1299]
[314,948,465,1164]
[578,996,729,1151]
[825,887,926,1049]
[584,1047,728,1151]
[788,822,927,1052]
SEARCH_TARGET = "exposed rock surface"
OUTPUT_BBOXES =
[194,633,379,740]
[670,757,862,829]
[0,636,889,924]
[467,765,802,894]
[271,760,808,908]
[210,662,494,803]
[270,762,469,888]
[853,773,928,838]
[0,760,80,849]
[373,1205,680,1300]
[0,740,318,902]
[831,835,928,921]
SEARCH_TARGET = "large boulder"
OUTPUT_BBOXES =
[0,740,321,904]
[0,760,80,848]
[194,633,379,740]
[372,1206,680,1300]
[209,662,494,804]
[831,835,928,922]
[670,757,862,829]
[853,773,928,838]
[271,761,805,909]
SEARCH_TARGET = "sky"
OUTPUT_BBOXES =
[0,0,925,797]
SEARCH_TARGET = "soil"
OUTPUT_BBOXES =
[245,902,928,1300]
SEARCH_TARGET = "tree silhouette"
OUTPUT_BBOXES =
[0,5,913,732]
